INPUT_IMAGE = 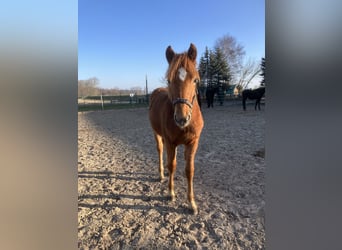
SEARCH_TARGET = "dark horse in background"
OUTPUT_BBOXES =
[206,86,217,108]
[242,86,265,111]
[206,84,225,108]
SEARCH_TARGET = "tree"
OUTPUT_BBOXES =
[198,47,210,86]
[198,47,231,106]
[198,47,231,90]
[78,77,100,97]
[236,58,261,92]
[130,86,144,95]
[211,47,231,87]
[260,57,265,86]
[214,34,245,85]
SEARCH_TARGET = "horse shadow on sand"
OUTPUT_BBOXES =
[78,169,194,215]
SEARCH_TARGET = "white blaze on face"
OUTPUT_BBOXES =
[178,67,187,81]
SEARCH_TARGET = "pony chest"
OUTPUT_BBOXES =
[163,122,201,144]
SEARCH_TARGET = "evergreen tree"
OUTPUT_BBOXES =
[207,50,216,87]
[211,47,230,88]
[211,47,230,105]
[198,47,209,85]
[198,47,231,89]
[198,47,232,106]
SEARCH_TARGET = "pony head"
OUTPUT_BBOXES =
[165,43,200,128]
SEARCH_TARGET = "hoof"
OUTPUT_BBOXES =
[190,201,198,215]
[192,207,198,215]
[159,171,165,181]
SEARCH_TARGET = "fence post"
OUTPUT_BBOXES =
[100,93,104,110]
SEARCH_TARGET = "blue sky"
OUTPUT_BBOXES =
[78,0,264,91]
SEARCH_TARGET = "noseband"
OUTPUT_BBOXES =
[172,93,196,109]
[172,95,195,109]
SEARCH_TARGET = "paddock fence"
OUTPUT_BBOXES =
[78,94,149,111]
[78,93,265,111]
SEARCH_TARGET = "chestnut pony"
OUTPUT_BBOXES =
[149,44,204,214]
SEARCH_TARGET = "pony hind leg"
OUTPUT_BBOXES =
[154,133,164,181]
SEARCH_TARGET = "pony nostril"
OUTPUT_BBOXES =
[174,114,191,127]
[179,118,186,125]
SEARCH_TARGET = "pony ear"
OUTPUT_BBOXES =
[187,43,197,61]
[166,46,175,64]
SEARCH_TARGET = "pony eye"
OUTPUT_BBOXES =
[194,79,199,84]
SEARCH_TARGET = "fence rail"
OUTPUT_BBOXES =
[78,94,265,112]
[78,94,149,111]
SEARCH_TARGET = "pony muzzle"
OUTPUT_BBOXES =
[172,97,194,128]
[174,112,192,128]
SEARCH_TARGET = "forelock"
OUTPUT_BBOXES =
[166,53,197,84]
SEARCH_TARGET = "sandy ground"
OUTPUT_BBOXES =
[78,102,265,249]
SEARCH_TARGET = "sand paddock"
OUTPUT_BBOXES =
[78,103,265,249]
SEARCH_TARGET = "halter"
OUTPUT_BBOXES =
[172,95,195,109]
[172,90,197,110]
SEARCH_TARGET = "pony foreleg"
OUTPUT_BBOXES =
[166,144,177,201]
[185,143,199,215]
[154,134,164,181]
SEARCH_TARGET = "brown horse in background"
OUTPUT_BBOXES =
[149,44,204,214]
